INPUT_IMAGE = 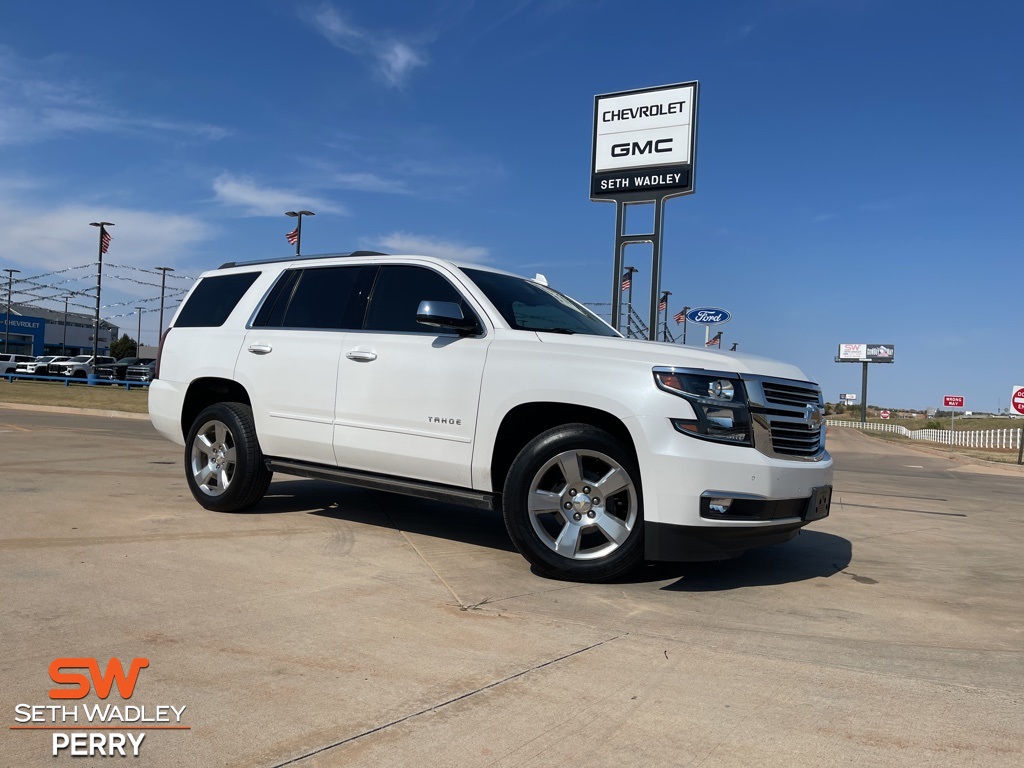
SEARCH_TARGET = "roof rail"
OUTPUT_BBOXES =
[218,250,388,270]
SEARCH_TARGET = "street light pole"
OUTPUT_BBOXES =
[4,268,21,353]
[285,210,315,256]
[89,222,113,363]
[62,294,74,355]
[136,307,145,352]
[155,267,174,338]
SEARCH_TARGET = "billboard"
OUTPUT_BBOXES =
[591,81,698,199]
[836,343,895,363]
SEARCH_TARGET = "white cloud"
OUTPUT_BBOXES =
[373,231,490,262]
[302,4,427,87]
[0,46,228,146]
[0,188,223,325]
[212,173,348,217]
[331,172,411,194]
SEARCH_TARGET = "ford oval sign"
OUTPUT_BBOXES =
[685,307,731,325]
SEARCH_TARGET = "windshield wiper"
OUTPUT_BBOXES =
[536,327,577,335]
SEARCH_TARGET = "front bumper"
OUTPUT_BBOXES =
[631,413,833,561]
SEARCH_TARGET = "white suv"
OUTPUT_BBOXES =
[57,355,117,378]
[1,354,36,374]
[149,252,833,581]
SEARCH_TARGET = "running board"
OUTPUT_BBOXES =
[264,457,500,512]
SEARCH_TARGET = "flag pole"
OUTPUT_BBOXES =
[89,222,113,366]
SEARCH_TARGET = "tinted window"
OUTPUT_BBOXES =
[253,266,365,330]
[364,266,476,333]
[175,272,260,328]
[463,268,618,337]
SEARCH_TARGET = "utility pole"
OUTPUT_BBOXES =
[136,307,145,352]
[155,267,174,338]
[4,268,21,353]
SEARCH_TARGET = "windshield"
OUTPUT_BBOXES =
[69,356,90,363]
[463,268,619,337]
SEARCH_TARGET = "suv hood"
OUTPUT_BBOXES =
[534,333,814,382]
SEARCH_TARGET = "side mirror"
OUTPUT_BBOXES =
[415,301,479,334]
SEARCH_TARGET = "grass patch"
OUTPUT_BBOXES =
[847,428,1023,464]
[0,379,149,413]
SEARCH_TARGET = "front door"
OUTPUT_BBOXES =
[333,265,490,488]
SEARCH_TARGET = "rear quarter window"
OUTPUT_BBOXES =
[174,272,261,328]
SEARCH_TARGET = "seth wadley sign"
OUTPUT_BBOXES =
[591,82,697,198]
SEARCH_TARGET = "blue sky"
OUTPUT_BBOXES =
[1,1,1021,411]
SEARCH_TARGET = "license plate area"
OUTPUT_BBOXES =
[805,485,832,521]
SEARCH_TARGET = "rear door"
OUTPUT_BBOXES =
[333,264,490,487]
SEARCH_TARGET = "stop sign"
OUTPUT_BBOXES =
[1012,386,1024,416]
[880,410,890,420]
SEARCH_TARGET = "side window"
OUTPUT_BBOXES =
[174,272,261,328]
[363,266,476,334]
[253,266,365,330]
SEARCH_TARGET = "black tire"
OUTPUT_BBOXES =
[502,423,644,582]
[184,402,272,512]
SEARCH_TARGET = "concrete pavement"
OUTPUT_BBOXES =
[1,411,1020,766]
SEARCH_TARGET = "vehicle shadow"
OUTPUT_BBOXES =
[643,531,852,590]
[257,479,519,553]
[256,480,850,587]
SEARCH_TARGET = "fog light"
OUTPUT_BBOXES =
[706,497,733,515]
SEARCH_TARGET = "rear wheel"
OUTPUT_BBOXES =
[503,424,644,582]
[185,403,272,512]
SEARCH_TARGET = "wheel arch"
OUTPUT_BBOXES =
[489,402,638,495]
[181,377,252,440]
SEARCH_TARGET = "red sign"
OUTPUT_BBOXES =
[1012,386,1024,416]
[880,410,890,420]
[944,395,964,408]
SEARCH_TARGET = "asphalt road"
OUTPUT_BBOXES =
[1,409,1021,767]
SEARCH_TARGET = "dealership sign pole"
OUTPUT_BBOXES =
[834,344,895,424]
[592,82,698,339]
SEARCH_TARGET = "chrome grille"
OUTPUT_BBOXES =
[745,377,825,460]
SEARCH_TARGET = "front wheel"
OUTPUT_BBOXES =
[184,403,272,512]
[502,424,644,582]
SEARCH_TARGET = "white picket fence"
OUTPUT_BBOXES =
[826,419,1022,450]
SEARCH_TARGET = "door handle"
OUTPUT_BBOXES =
[248,344,273,355]
[346,350,377,362]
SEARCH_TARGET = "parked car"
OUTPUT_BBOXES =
[55,355,117,378]
[126,361,156,382]
[149,251,833,582]
[1,353,37,374]
[94,356,154,380]
[16,355,68,374]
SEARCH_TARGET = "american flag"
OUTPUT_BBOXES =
[620,273,631,292]
[673,309,687,324]
[658,296,668,312]
[706,332,722,348]
[285,228,299,245]
[100,228,112,254]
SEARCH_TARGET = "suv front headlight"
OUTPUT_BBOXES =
[654,367,753,446]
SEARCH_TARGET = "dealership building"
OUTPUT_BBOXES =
[2,303,120,357]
